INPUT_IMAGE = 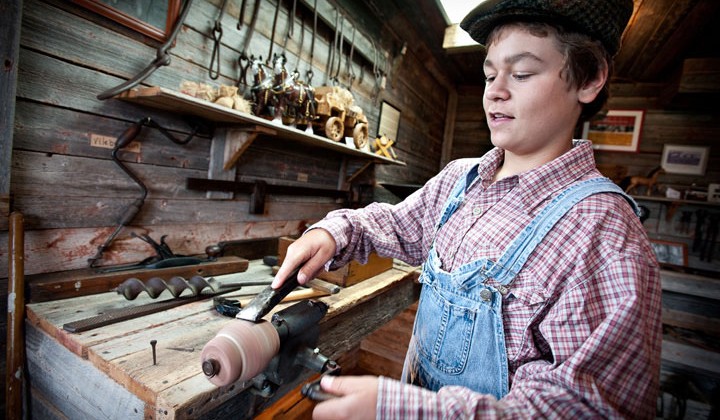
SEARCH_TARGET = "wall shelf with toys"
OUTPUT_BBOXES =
[117,86,405,167]
[116,86,405,201]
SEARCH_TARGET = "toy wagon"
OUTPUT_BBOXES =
[312,86,369,149]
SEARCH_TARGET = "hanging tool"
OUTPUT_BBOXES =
[97,0,194,100]
[236,0,261,89]
[305,0,318,84]
[88,117,201,268]
[96,232,208,274]
[325,8,340,85]
[291,12,305,76]
[332,14,344,85]
[371,39,385,103]
[345,27,356,90]
[208,0,229,79]
[266,0,283,67]
[116,275,272,300]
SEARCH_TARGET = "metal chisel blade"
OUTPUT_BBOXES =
[236,267,301,322]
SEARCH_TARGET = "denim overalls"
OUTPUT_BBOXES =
[402,169,639,400]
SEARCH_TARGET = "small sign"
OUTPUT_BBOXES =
[90,133,141,153]
[297,172,309,183]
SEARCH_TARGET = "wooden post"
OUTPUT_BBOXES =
[6,212,25,420]
[0,0,23,218]
[440,89,458,169]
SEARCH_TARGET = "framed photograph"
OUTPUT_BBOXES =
[582,110,644,152]
[377,101,401,143]
[650,240,688,266]
[661,144,710,175]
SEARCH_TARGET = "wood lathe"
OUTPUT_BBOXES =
[200,269,339,399]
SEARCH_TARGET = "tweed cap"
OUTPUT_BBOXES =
[460,0,634,56]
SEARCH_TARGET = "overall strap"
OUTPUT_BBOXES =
[488,177,639,285]
[435,164,480,231]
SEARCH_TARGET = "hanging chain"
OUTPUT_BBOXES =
[237,0,262,88]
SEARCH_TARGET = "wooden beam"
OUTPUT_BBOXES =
[442,23,483,54]
[662,338,720,377]
[660,269,720,301]
[0,0,22,211]
[678,58,720,94]
[440,89,458,169]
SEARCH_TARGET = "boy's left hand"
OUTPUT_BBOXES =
[312,375,378,420]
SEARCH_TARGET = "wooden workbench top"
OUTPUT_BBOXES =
[25,260,420,419]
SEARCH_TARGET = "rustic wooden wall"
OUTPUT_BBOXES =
[0,0,448,276]
[0,0,451,413]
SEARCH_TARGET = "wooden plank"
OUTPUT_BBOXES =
[13,101,211,170]
[679,58,720,94]
[0,0,21,204]
[639,0,720,83]
[660,269,720,301]
[440,89,457,169]
[662,338,720,376]
[8,194,338,230]
[26,323,145,420]
[663,307,720,336]
[0,220,312,276]
[207,127,237,200]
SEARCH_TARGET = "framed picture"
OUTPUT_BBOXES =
[650,240,688,266]
[377,101,401,143]
[582,110,644,152]
[73,0,182,42]
[661,144,710,175]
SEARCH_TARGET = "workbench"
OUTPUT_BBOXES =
[25,260,420,419]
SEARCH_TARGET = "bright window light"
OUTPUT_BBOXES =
[438,0,486,24]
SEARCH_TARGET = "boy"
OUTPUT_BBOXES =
[273,0,662,418]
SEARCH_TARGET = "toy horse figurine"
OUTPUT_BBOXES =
[271,54,316,132]
[249,56,275,118]
[620,166,665,195]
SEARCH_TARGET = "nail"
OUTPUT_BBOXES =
[150,339,157,365]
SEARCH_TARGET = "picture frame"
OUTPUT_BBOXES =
[661,144,710,175]
[650,240,688,266]
[377,101,401,143]
[72,0,181,42]
[582,109,644,152]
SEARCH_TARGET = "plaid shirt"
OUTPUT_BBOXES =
[314,142,662,419]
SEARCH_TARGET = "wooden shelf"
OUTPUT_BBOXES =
[631,195,720,208]
[117,87,405,166]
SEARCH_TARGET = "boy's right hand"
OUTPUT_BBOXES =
[272,228,336,289]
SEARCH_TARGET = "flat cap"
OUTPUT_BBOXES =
[460,0,634,56]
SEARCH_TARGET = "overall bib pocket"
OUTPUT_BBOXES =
[414,284,480,375]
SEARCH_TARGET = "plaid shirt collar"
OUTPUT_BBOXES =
[473,140,597,213]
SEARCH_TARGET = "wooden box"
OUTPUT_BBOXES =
[278,236,393,287]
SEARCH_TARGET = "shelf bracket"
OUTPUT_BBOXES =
[207,125,277,200]
[347,161,373,185]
